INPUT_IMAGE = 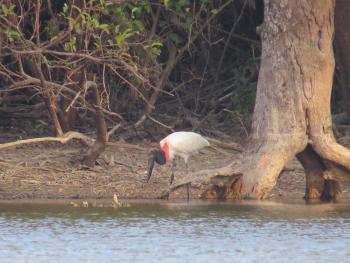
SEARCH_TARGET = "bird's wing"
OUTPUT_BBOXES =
[166,132,209,154]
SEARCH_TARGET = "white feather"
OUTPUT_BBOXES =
[160,132,209,162]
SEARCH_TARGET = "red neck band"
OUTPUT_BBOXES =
[162,143,169,161]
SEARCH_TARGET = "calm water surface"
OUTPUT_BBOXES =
[0,200,350,263]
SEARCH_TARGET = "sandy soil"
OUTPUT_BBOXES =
[0,135,349,201]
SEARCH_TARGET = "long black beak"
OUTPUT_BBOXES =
[146,155,155,183]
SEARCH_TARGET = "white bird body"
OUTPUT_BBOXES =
[160,131,210,163]
[147,131,210,198]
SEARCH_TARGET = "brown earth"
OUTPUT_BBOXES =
[1,132,350,201]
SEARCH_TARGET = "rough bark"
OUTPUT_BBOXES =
[334,0,350,121]
[158,0,350,200]
[236,0,350,199]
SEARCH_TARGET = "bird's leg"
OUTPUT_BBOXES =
[169,160,176,185]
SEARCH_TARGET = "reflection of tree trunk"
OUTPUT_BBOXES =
[335,0,350,121]
[235,0,350,199]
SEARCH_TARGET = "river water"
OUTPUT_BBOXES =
[0,200,350,263]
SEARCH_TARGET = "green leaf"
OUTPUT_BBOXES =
[151,41,163,48]
[1,4,8,16]
[114,25,120,34]
[211,8,219,15]
[74,23,82,34]
[63,3,68,14]
[94,41,101,49]
[123,28,134,39]
[131,7,141,18]
[133,20,144,32]
[115,35,125,48]
[164,0,170,8]
[99,24,110,34]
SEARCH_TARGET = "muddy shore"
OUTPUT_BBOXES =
[1,138,350,201]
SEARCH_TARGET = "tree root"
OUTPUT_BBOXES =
[158,160,242,199]
[0,131,94,150]
[311,135,350,172]
[241,135,307,199]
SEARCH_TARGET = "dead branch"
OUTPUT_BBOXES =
[107,122,122,141]
[0,131,94,150]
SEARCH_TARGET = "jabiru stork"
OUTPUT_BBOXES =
[146,131,210,199]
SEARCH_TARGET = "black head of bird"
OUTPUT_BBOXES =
[146,149,166,182]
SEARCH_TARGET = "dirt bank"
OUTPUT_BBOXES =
[0,137,350,201]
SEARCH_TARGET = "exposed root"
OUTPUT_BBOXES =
[158,160,242,199]
[241,135,307,199]
[312,135,350,172]
[0,131,94,150]
[323,161,350,182]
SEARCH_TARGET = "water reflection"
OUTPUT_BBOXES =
[0,200,350,263]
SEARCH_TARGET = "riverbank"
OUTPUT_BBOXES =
[1,137,350,201]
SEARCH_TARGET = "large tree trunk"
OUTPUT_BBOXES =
[239,0,350,199]
[334,0,350,122]
[160,0,350,201]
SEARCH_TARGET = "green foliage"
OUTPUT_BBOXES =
[64,36,77,52]
[58,0,154,52]
[1,3,15,16]
[0,0,261,136]
[2,28,21,42]
[0,3,21,42]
